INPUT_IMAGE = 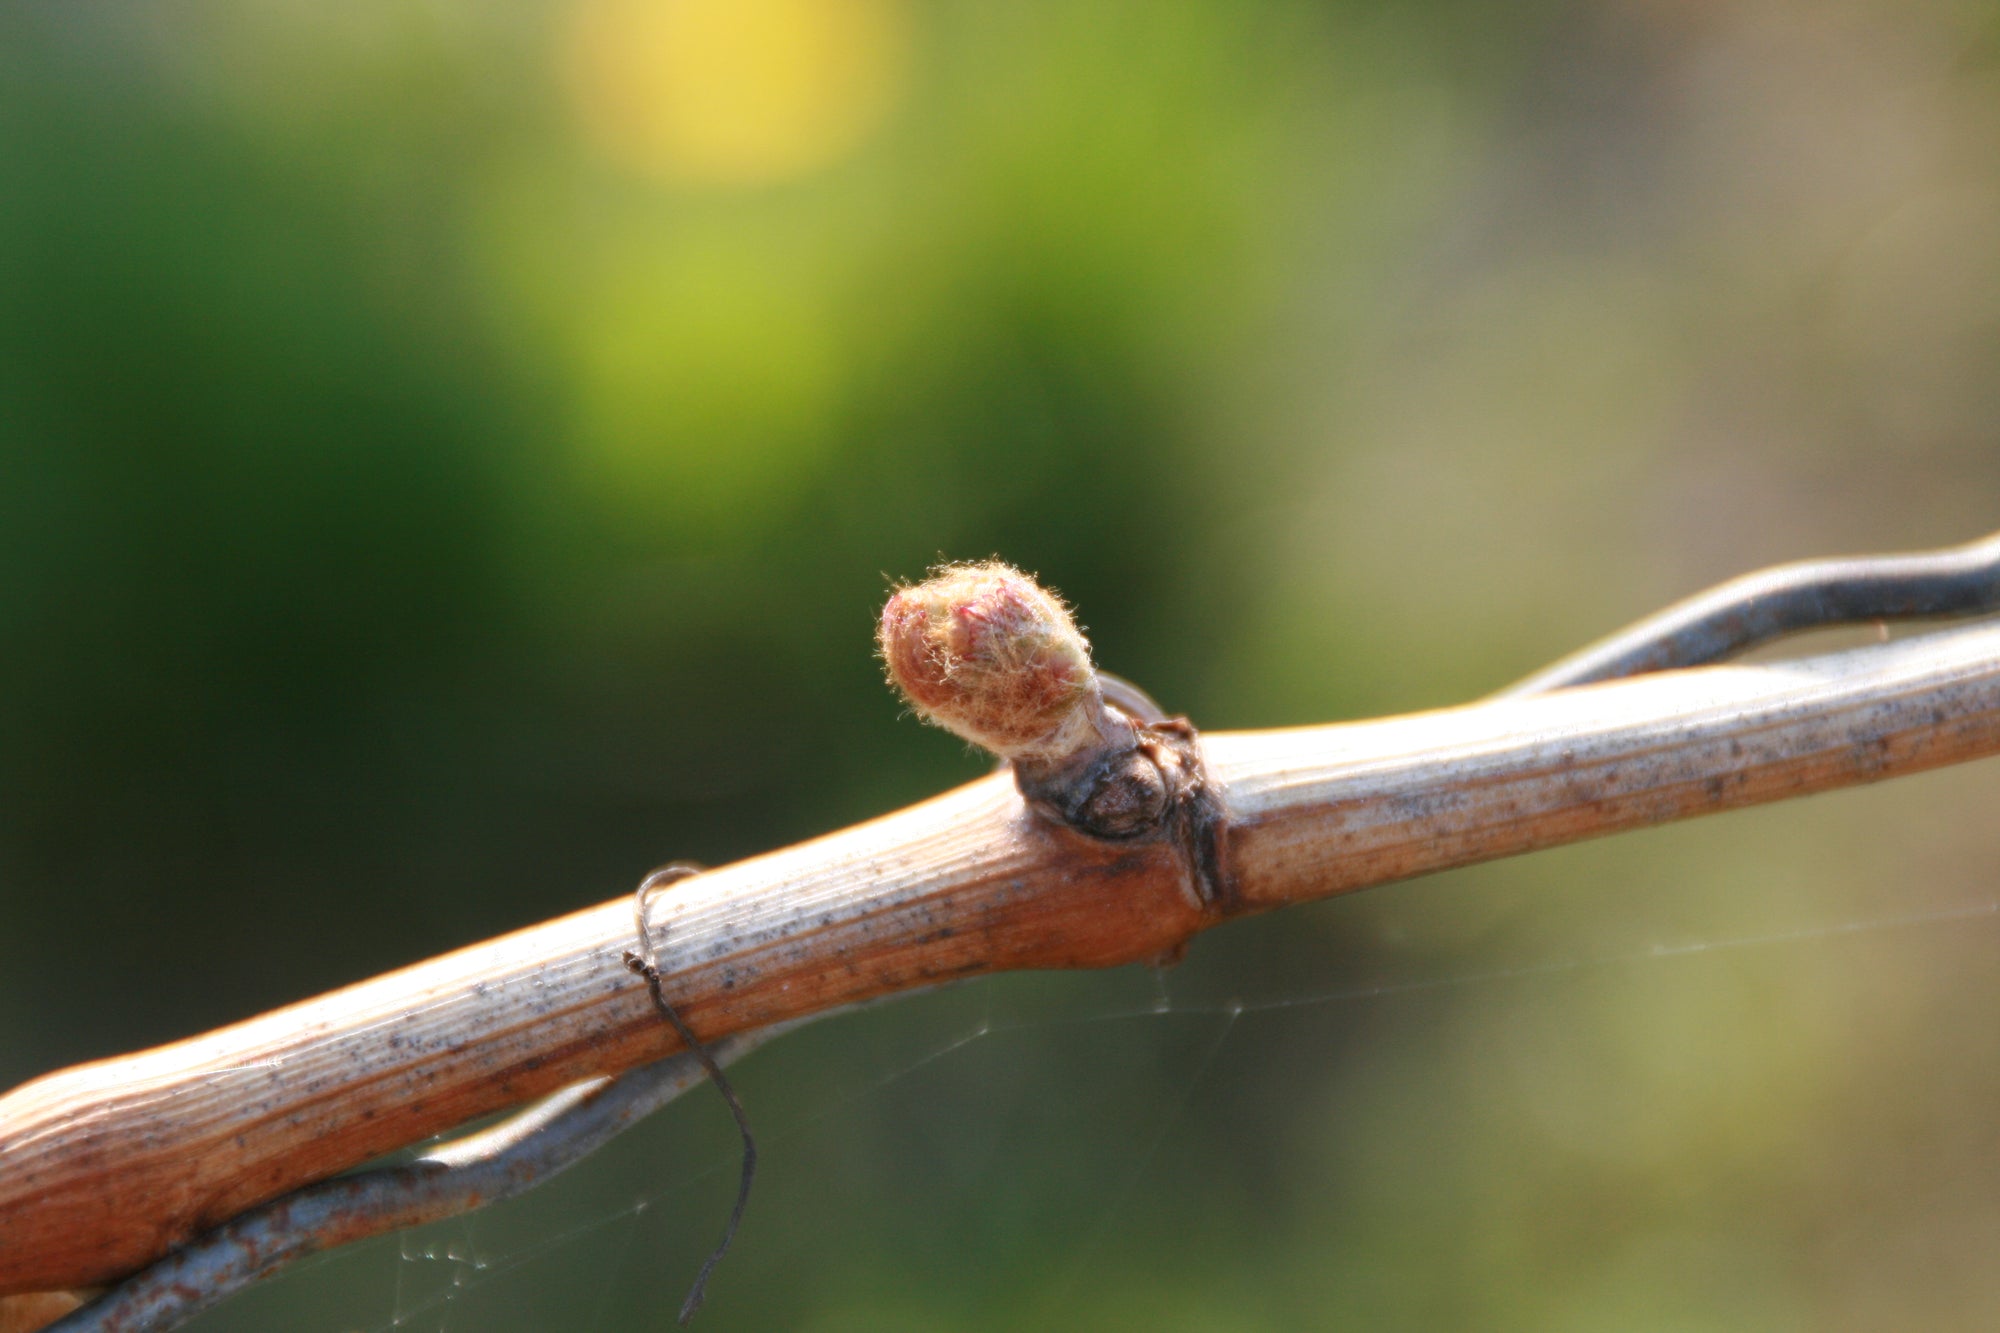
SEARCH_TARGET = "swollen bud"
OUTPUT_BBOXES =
[878,562,1107,764]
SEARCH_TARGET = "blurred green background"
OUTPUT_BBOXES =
[4,0,2000,1328]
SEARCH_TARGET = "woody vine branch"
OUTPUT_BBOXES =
[2,532,1998,1330]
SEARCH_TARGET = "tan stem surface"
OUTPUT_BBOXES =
[4,621,1999,1292]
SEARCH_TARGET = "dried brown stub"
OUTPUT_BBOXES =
[880,562,1224,905]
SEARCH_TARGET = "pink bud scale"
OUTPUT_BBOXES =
[878,562,1105,763]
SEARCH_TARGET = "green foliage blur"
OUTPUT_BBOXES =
[4,1,2000,1328]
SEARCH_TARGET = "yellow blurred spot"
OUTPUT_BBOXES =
[562,0,909,187]
[561,225,848,531]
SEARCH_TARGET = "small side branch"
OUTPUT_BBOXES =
[1498,529,2000,695]
[46,1030,774,1333]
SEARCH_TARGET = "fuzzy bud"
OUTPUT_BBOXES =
[879,562,1105,763]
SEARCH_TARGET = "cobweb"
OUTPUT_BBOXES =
[172,772,2000,1332]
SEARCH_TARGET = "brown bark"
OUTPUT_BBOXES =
[4,621,1999,1294]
